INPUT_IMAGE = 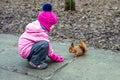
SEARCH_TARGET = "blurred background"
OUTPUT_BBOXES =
[0,0,120,52]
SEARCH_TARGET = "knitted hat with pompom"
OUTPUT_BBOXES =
[37,3,58,32]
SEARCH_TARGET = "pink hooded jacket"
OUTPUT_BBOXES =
[18,20,56,59]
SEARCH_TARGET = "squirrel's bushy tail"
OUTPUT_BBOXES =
[79,40,88,54]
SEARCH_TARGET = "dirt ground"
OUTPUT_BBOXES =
[0,0,120,52]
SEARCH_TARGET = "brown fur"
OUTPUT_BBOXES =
[69,40,88,57]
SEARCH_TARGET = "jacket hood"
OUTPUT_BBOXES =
[25,20,44,33]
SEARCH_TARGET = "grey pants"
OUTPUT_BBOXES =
[27,40,49,65]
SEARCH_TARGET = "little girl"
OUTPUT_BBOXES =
[18,3,64,69]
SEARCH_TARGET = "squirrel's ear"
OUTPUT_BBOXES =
[71,42,74,47]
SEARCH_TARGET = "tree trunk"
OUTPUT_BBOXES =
[65,0,75,11]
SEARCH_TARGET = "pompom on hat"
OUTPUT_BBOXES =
[38,3,58,32]
[42,3,52,11]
